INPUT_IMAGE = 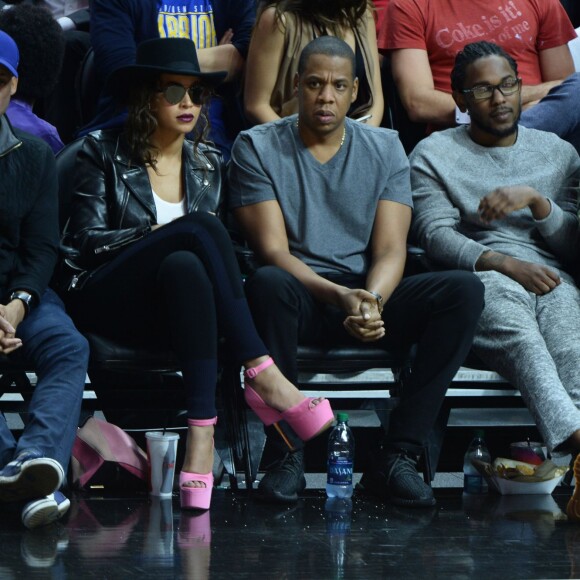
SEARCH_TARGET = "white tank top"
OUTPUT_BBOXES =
[152,189,186,225]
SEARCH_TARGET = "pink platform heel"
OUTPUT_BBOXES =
[244,357,334,441]
[180,417,217,511]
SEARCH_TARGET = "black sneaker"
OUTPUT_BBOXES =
[257,450,306,503]
[358,451,436,508]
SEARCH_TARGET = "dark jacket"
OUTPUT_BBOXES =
[0,115,59,306]
[60,129,224,285]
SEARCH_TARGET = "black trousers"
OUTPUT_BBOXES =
[65,213,267,419]
[245,266,485,456]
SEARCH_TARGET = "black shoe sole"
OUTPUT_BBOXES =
[357,472,436,508]
[256,476,306,504]
[388,495,437,508]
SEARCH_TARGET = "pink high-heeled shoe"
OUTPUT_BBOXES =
[244,357,334,441]
[180,417,217,511]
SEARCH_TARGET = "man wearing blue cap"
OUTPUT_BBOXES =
[0,30,89,529]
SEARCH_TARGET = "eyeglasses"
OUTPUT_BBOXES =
[157,83,209,105]
[460,78,521,101]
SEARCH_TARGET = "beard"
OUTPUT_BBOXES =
[469,107,521,139]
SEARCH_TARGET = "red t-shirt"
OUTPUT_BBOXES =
[373,0,389,37]
[381,0,576,92]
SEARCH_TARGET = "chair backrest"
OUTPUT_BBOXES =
[75,47,101,128]
[55,137,86,233]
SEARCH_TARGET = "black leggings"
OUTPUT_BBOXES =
[66,213,267,419]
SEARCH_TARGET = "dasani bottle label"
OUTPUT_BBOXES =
[327,458,353,485]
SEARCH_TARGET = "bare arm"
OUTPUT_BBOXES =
[235,201,349,305]
[197,43,244,82]
[390,48,456,125]
[243,8,286,124]
[538,44,574,81]
[341,200,411,342]
[521,45,575,107]
[234,201,378,316]
[365,200,411,303]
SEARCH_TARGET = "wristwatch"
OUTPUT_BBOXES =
[10,290,34,317]
[368,291,383,314]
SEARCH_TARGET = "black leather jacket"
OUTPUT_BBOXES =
[61,130,224,285]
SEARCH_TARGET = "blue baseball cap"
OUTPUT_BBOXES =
[0,30,18,78]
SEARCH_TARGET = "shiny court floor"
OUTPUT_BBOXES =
[0,487,579,579]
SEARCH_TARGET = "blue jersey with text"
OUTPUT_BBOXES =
[157,1,217,48]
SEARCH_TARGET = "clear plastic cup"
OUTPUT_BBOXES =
[145,431,180,497]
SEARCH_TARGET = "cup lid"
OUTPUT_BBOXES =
[145,431,180,440]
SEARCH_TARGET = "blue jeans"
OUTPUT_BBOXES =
[521,72,580,154]
[0,289,89,472]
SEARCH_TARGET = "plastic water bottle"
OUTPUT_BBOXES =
[463,429,491,494]
[326,412,354,499]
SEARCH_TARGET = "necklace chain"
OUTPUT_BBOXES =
[296,118,347,148]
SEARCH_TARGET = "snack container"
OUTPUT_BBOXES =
[483,473,564,495]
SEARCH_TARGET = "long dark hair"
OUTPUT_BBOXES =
[261,0,372,36]
[123,73,212,172]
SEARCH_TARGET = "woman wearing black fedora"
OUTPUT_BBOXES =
[59,37,334,511]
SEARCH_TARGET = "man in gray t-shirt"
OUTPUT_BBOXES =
[229,113,412,277]
[229,36,484,508]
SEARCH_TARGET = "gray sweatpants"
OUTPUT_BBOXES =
[473,270,580,453]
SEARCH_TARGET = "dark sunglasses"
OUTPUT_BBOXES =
[157,83,209,105]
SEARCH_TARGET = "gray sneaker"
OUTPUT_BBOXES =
[358,451,436,508]
[257,450,306,503]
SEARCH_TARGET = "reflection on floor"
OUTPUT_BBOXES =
[1,487,579,579]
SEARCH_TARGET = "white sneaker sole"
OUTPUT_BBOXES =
[0,458,64,502]
[22,495,70,530]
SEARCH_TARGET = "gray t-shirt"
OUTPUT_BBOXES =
[228,115,412,276]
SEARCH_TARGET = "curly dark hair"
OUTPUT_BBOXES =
[261,0,372,37]
[0,4,65,102]
[451,41,518,92]
[123,73,213,172]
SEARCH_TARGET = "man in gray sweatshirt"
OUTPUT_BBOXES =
[411,40,580,520]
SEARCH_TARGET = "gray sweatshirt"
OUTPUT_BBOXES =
[410,125,580,280]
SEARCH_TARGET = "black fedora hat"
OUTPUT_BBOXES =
[106,37,227,101]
